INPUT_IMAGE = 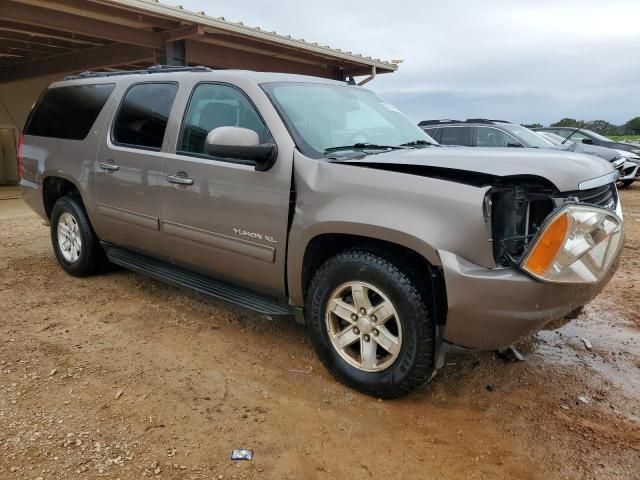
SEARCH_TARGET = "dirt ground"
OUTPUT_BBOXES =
[1,188,639,480]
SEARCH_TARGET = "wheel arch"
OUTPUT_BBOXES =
[288,228,447,326]
[42,173,85,220]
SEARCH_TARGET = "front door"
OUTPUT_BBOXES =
[160,82,292,297]
[95,82,178,256]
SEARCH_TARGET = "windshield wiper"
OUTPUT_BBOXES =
[324,143,407,154]
[399,139,437,148]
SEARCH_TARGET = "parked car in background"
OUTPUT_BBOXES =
[419,119,630,184]
[20,68,625,397]
[538,131,638,188]
[419,119,555,149]
[534,127,640,156]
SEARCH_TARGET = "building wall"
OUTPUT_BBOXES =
[0,74,62,131]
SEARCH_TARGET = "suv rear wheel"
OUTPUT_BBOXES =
[50,195,107,277]
[306,249,436,398]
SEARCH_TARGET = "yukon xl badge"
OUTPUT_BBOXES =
[233,228,277,243]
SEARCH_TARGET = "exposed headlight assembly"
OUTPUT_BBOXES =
[521,204,623,283]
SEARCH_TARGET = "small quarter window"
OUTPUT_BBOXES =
[113,83,178,150]
[178,83,269,156]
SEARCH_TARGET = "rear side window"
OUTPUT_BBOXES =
[113,82,178,150]
[439,126,472,146]
[24,84,115,140]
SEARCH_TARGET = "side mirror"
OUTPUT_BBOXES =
[204,126,277,172]
[581,138,594,145]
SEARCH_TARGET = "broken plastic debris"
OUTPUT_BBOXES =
[230,449,253,461]
[577,396,590,405]
[580,338,593,350]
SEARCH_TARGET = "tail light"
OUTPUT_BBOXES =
[17,133,24,179]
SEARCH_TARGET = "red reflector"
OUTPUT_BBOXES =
[17,133,24,179]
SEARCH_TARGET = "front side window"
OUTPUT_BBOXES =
[439,126,472,146]
[476,127,520,147]
[262,82,433,157]
[113,83,178,150]
[178,83,269,156]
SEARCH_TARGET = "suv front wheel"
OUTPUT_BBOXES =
[306,249,436,398]
[50,195,107,277]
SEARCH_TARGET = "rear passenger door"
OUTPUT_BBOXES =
[95,82,178,256]
[159,82,292,298]
[438,126,472,146]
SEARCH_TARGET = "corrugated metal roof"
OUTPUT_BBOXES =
[107,0,399,72]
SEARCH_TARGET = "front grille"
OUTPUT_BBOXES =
[565,183,616,210]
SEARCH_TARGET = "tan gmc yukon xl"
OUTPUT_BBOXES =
[20,66,624,397]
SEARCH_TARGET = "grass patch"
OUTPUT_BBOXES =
[609,135,640,142]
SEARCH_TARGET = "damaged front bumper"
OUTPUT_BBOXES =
[438,249,621,351]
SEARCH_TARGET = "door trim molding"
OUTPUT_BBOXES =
[97,203,159,230]
[161,220,275,263]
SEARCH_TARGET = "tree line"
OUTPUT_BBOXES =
[522,117,640,136]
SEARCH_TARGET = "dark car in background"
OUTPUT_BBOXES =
[534,127,640,156]
[419,119,629,183]
[538,131,638,187]
[419,119,555,149]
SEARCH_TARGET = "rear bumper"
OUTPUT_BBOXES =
[439,250,620,350]
[20,179,47,222]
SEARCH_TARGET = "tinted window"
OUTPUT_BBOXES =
[477,127,520,147]
[439,126,472,146]
[179,83,269,155]
[25,84,115,140]
[422,127,441,142]
[113,83,178,150]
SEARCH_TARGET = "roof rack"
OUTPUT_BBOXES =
[419,118,513,126]
[64,65,212,80]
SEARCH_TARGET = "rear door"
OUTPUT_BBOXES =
[95,82,178,256]
[159,82,292,297]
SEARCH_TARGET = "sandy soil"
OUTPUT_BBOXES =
[1,189,639,480]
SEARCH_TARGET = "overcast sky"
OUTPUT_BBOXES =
[174,0,640,126]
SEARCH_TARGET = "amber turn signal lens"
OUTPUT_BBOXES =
[524,212,569,276]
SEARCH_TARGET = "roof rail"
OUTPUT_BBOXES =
[64,65,212,80]
[418,119,463,126]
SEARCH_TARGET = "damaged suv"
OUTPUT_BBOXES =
[20,67,624,397]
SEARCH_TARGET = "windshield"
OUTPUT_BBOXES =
[262,82,435,157]
[500,123,556,148]
[578,129,613,142]
[539,131,572,146]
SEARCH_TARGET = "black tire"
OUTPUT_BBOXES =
[620,179,635,188]
[306,248,436,398]
[50,195,108,277]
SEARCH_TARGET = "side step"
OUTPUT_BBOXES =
[106,248,292,316]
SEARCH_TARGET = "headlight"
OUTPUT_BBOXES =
[521,204,623,283]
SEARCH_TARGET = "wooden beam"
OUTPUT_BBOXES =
[16,0,179,29]
[0,43,155,83]
[0,20,105,46]
[3,1,163,48]
[0,39,69,55]
[0,33,75,51]
[186,40,331,78]
[163,25,204,42]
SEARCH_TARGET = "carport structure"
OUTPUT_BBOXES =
[0,0,398,186]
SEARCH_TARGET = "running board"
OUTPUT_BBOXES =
[106,248,292,316]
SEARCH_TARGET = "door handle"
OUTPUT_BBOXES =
[167,173,194,186]
[98,161,119,171]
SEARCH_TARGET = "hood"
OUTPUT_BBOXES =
[570,143,620,162]
[331,147,614,192]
